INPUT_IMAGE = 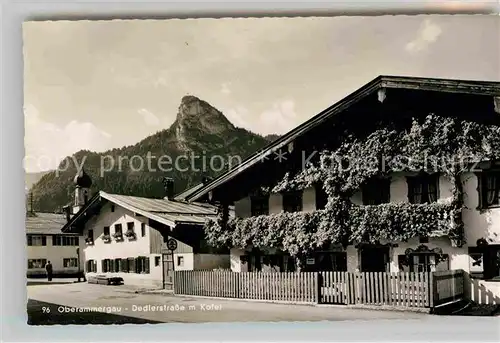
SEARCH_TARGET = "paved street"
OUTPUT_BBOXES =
[27,282,428,324]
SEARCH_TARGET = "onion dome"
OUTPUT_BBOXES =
[74,168,92,188]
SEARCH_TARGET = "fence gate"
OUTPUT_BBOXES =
[162,250,175,290]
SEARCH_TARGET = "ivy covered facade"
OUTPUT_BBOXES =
[187,77,500,291]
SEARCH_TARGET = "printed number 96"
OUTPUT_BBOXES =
[42,307,50,313]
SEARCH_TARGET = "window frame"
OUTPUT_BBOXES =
[250,195,269,216]
[282,190,303,213]
[361,178,390,205]
[470,245,500,280]
[27,258,47,269]
[63,258,78,268]
[477,171,500,210]
[407,173,440,204]
[177,256,184,267]
[27,235,46,246]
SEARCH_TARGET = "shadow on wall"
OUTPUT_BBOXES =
[462,190,500,246]
[465,272,500,305]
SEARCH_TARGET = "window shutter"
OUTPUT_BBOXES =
[102,260,106,273]
[135,257,140,273]
[128,257,135,273]
[27,235,32,246]
[145,257,150,274]
[121,258,128,272]
[93,260,97,273]
[407,178,414,204]
[42,236,47,246]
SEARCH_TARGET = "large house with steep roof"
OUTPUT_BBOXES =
[61,173,229,289]
[185,75,500,305]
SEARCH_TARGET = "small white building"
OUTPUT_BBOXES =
[61,173,230,289]
[26,212,83,278]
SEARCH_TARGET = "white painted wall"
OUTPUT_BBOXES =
[230,248,246,272]
[82,202,162,287]
[461,172,500,245]
[173,253,194,271]
[26,236,84,277]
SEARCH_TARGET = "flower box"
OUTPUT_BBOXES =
[113,233,124,241]
[85,237,94,245]
[125,231,136,240]
[102,235,111,243]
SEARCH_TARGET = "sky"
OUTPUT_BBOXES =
[23,15,499,172]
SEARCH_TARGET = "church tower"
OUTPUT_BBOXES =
[73,168,92,214]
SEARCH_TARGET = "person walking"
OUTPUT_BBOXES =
[45,261,53,281]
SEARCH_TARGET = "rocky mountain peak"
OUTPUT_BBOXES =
[175,95,235,139]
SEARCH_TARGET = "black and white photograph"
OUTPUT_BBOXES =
[22,14,500,328]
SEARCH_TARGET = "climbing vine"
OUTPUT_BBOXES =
[205,114,500,254]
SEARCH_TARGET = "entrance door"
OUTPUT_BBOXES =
[360,247,389,272]
[162,251,174,290]
[359,246,390,304]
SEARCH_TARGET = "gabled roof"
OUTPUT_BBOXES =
[185,75,500,202]
[26,212,76,235]
[61,191,218,233]
[173,183,205,201]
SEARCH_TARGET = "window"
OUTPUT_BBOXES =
[362,178,390,205]
[86,229,94,244]
[282,191,303,212]
[27,259,47,269]
[27,235,46,246]
[469,245,500,280]
[250,195,269,216]
[135,256,150,274]
[63,258,78,268]
[120,258,129,272]
[478,172,500,209]
[103,226,110,236]
[408,254,449,273]
[177,256,184,267]
[141,223,146,237]
[407,174,439,204]
[101,259,115,273]
[53,236,79,246]
[86,260,97,273]
[111,205,115,212]
[315,184,328,210]
[125,222,135,238]
[114,224,122,237]
[155,256,161,267]
[114,258,121,272]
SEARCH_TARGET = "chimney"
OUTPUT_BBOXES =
[162,177,175,200]
[63,205,71,222]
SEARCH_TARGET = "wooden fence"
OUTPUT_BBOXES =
[320,271,430,308]
[174,271,318,303]
[174,269,464,309]
[430,269,464,307]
